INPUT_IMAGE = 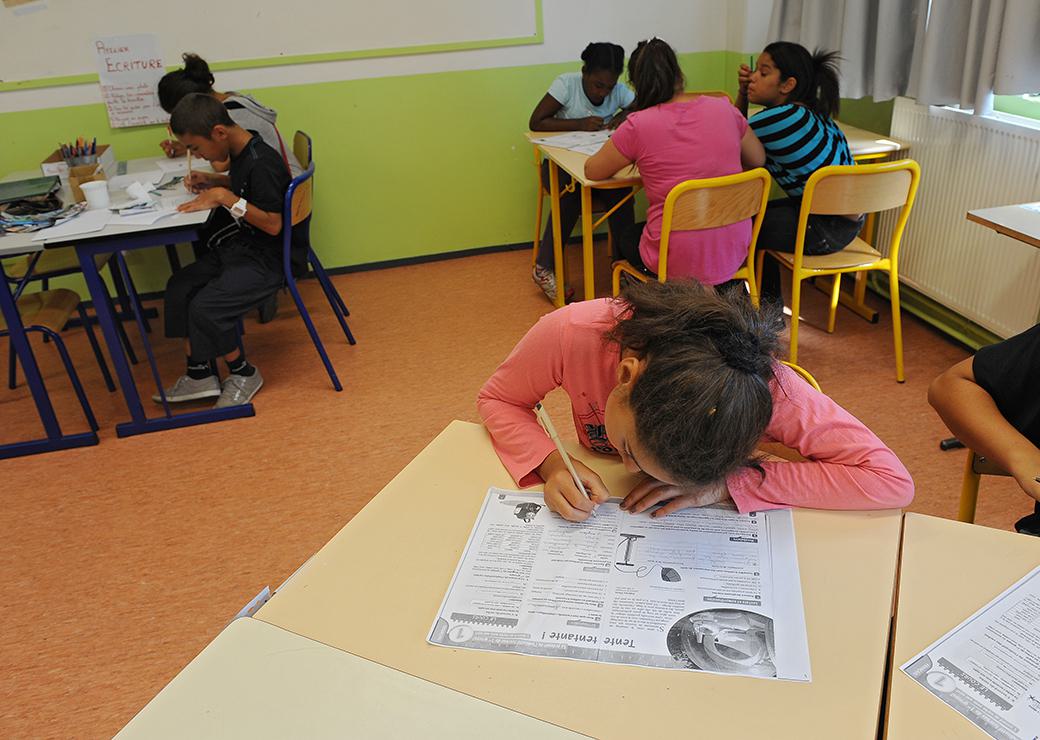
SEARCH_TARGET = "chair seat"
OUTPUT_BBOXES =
[0,289,80,333]
[769,237,884,271]
[3,247,108,280]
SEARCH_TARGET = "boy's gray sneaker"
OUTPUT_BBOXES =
[215,369,264,408]
[151,374,221,403]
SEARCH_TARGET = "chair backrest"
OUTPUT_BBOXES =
[676,90,734,104]
[282,160,315,276]
[658,168,771,281]
[779,360,822,392]
[293,131,313,170]
[799,159,920,262]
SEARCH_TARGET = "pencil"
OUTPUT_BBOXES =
[535,402,595,513]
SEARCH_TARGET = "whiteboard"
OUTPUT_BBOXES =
[0,0,541,89]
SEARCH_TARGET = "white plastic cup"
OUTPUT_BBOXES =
[81,180,111,210]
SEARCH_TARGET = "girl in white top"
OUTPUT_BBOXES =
[528,43,636,302]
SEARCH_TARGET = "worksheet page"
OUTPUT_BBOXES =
[429,488,811,681]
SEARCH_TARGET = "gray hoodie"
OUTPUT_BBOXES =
[224,92,304,177]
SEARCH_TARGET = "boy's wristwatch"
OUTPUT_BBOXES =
[227,197,248,218]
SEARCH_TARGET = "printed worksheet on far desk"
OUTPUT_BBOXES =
[429,488,810,681]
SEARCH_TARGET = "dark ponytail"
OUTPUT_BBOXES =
[157,53,216,114]
[580,42,625,77]
[627,38,685,112]
[763,41,842,118]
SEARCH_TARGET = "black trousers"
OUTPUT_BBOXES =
[164,241,284,359]
[758,198,865,302]
[537,160,635,268]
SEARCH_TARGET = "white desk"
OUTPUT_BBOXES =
[255,420,905,739]
[967,202,1040,250]
[117,617,585,739]
[885,513,1040,738]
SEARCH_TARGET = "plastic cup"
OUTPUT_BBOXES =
[81,180,111,210]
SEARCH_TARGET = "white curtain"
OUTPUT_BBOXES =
[907,0,1040,113]
[768,0,922,101]
[769,0,1040,113]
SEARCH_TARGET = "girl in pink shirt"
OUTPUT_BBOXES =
[586,39,766,285]
[477,280,913,522]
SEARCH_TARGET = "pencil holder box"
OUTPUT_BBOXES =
[41,145,116,183]
[68,164,107,203]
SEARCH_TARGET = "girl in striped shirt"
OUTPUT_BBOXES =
[736,42,864,303]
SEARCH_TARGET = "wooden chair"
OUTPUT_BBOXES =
[756,159,921,382]
[0,288,100,432]
[612,168,771,305]
[957,451,1011,523]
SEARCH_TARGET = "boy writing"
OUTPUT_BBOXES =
[157,93,289,407]
[929,325,1040,535]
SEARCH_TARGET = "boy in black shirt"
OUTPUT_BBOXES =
[929,325,1040,535]
[157,93,290,407]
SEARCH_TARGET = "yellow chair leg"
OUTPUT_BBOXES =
[889,269,905,383]
[958,452,981,523]
[547,161,566,308]
[827,274,841,333]
[789,273,802,365]
[612,264,622,297]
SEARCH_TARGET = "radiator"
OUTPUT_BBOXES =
[879,97,1040,339]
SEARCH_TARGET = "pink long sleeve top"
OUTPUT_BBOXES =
[477,298,914,513]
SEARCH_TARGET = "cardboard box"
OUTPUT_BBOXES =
[67,163,107,203]
[41,144,116,182]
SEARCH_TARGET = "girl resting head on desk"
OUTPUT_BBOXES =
[477,280,914,522]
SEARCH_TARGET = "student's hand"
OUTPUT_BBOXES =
[178,187,232,213]
[184,171,215,193]
[579,116,606,132]
[1010,465,1040,505]
[538,451,610,522]
[160,139,186,158]
[737,64,752,98]
[621,477,731,518]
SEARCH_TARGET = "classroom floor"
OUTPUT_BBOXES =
[0,242,1031,738]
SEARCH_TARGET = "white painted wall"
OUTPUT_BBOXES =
[1,0,756,113]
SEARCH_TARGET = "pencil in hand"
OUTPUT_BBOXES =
[535,402,597,517]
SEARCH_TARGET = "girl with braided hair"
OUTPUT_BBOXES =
[478,280,913,522]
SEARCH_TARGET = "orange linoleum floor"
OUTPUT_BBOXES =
[0,243,1030,737]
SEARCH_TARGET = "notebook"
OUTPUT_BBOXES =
[0,176,60,205]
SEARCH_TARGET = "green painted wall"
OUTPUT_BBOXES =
[1,49,895,294]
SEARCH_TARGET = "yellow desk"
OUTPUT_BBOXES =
[526,122,909,311]
[525,131,641,306]
[884,513,1040,739]
[117,617,583,739]
[257,420,905,739]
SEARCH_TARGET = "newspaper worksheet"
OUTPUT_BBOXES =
[901,565,1040,740]
[429,488,811,681]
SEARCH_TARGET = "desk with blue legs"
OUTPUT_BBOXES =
[0,238,98,458]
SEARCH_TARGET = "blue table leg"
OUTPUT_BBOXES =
[0,266,98,459]
[73,235,255,438]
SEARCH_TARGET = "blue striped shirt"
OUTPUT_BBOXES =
[749,104,853,196]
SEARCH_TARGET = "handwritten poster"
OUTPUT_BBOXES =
[93,34,166,128]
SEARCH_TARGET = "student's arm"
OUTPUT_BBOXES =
[529,93,603,132]
[726,364,915,513]
[177,187,283,235]
[477,310,609,521]
[584,139,632,181]
[184,171,231,193]
[740,127,766,169]
[929,358,1040,502]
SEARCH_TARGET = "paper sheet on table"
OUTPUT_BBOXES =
[111,193,193,225]
[429,488,811,681]
[32,209,111,241]
[901,565,1040,740]
[107,170,163,190]
[530,130,612,152]
[157,158,188,174]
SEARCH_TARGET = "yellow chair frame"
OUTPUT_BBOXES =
[779,360,821,392]
[957,450,1011,523]
[612,168,772,305]
[756,159,921,382]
